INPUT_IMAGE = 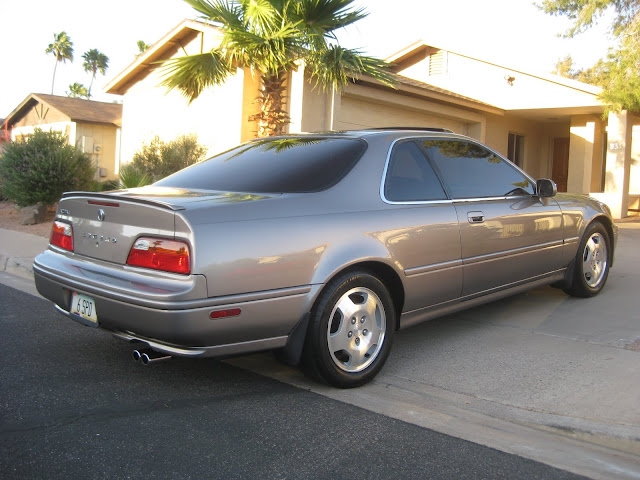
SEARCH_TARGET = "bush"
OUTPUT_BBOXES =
[0,129,95,206]
[131,134,207,182]
[119,163,151,189]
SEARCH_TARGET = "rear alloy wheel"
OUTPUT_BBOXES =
[564,222,611,297]
[304,271,395,388]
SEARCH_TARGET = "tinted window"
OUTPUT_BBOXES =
[422,140,534,198]
[155,137,366,193]
[384,142,447,201]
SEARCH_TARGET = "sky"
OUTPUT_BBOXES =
[0,0,615,118]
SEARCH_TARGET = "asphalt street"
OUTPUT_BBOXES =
[0,283,585,480]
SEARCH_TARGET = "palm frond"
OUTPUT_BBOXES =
[160,51,234,103]
[224,22,303,73]
[306,45,396,90]
[290,0,367,36]
[242,0,279,33]
[183,0,244,27]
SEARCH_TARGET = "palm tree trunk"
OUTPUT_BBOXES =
[249,71,290,137]
[51,59,58,95]
[88,72,95,98]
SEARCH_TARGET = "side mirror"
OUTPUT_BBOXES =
[536,179,557,198]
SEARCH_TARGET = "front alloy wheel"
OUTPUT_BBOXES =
[564,222,611,297]
[581,232,607,288]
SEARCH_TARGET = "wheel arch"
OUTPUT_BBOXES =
[590,214,616,265]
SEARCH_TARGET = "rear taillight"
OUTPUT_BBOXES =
[126,237,191,274]
[50,221,73,251]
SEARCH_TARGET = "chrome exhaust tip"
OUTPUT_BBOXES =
[141,350,172,365]
[132,349,144,362]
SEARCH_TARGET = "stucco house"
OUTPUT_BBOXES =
[3,94,123,181]
[105,19,639,218]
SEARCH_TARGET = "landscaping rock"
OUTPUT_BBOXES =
[19,204,47,225]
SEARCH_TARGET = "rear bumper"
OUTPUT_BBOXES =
[34,250,319,356]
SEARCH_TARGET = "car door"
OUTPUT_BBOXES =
[381,140,462,312]
[421,138,564,298]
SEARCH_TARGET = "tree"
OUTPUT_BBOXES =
[540,0,640,112]
[82,49,110,98]
[67,82,89,98]
[131,134,207,182]
[45,31,74,95]
[552,54,609,86]
[161,0,394,137]
[136,40,151,57]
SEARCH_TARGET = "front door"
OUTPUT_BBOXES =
[421,138,564,297]
[552,137,570,192]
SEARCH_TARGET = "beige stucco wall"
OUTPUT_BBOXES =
[118,32,247,164]
[401,51,603,111]
[297,81,488,141]
[75,123,120,180]
[11,121,76,142]
[482,112,549,179]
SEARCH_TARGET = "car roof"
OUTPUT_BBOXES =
[251,128,461,142]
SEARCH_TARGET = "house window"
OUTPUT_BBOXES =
[507,133,525,168]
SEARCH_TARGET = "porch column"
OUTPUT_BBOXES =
[287,63,305,134]
[567,116,595,194]
[593,111,632,219]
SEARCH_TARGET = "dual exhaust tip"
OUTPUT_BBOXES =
[132,348,171,365]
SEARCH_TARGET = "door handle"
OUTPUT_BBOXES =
[467,211,485,223]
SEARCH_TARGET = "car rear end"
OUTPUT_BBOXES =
[33,190,311,358]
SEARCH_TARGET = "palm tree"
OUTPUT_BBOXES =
[67,82,89,99]
[162,0,394,137]
[82,49,110,98]
[46,31,74,95]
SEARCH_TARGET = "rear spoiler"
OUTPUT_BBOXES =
[61,191,186,211]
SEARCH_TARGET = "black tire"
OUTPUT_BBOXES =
[564,222,611,298]
[302,270,395,388]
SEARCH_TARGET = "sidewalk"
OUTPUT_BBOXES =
[0,228,49,280]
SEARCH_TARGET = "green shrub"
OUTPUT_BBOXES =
[0,129,95,206]
[99,179,121,191]
[131,134,207,182]
[87,179,120,192]
[119,163,151,189]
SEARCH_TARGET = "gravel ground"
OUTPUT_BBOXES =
[0,202,55,238]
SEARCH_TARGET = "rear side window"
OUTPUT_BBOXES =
[155,137,367,193]
[384,141,447,201]
[422,140,534,198]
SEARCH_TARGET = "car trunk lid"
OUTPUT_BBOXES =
[56,191,184,265]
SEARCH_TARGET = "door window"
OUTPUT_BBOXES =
[422,140,534,199]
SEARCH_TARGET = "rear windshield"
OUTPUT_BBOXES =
[154,137,367,193]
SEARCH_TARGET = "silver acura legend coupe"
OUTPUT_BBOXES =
[34,128,617,388]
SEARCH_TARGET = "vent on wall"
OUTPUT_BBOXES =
[428,51,445,76]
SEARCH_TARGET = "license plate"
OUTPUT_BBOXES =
[71,292,98,325]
